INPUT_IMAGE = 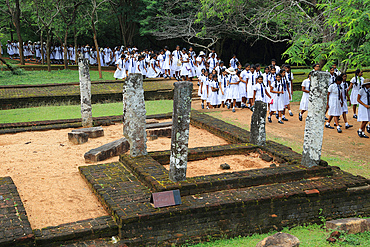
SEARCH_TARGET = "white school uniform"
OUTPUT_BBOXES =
[334,68,341,76]
[201,77,209,101]
[350,76,364,105]
[273,65,280,74]
[357,87,370,122]
[128,57,136,74]
[253,83,269,104]
[239,70,249,99]
[146,58,160,78]
[299,79,310,111]
[171,50,181,72]
[270,80,285,112]
[7,43,14,56]
[281,76,290,106]
[198,74,205,96]
[35,44,41,58]
[286,72,294,101]
[262,73,271,101]
[218,74,228,102]
[227,74,240,101]
[188,57,196,77]
[89,51,97,65]
[208,57,217,73]
[341,81,349,113]
[180,53,190,76]
[196,57,206,77]
[229,58,239,70]
[208,80,220,106]
[247,72,256,99]
[328,83,342,116]
[157,54,165,73]
[104,48,112,65]
[114,59,126,79]
[329,73,336,86]
[163,50,171,70]
[83,47,90,60]
[13,42,19,55]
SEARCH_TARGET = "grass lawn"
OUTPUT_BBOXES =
[188,224,370,246]
[0,100,173,123]
[0,69,114,86]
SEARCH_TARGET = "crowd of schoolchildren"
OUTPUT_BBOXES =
[4,41,370,139]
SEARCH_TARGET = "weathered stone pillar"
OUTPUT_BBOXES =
[250,101,267,146]
[123,73,148,157]
[169,81,193,182]
[302,71,330,168]
[78,54,93,127]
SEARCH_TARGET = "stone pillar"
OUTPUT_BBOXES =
[169,81,193,182]
[302,71,330,168]
[123,73,148,157]
[250,101,267,146]
[78,54,93,128]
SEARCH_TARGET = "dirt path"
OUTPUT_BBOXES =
[191,99,369,178]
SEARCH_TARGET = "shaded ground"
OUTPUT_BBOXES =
[191,100,370,178]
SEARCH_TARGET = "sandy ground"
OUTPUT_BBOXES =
[164,153,276,177]
[0,123,227,229]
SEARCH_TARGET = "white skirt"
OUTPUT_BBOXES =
[227,84,240,101]
[283,90,290,106]
[197,65,205,77]
[239,82,247,98]
[201,84,208,100]
[146,67,160,78]
[209,91,220,105]
[350,89,359,105]
[270,93,284,112]
[328,97,342,116]
[171,58,181,72]
[358,104,370,121]
[299,93,309,111]
[163,59,171,70]
[180,64,190,76]
[114,68,126,79]
[342,101,348,114]
[219,86,227,102]
[247,83,254,99]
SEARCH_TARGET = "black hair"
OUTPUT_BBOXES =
[182,48,187,51]
[220,68,226,73]
[354,69,362,86]
[244,63,250,68]
[329,66,334,71]
[285,64,291,69]
[201,68,206,73]
[164,46,169,50]
[335,75,343,82]
[236,61,240,66]
[120,54,125,58]
[271,59,276,62]
[212,74,218,79]
[232,54,236,57]
[264,66,269,71]
[271,67,276,71]
[219,61,224,65]
[312,63,320,69]
[257,75,263,80]
[276,73,282,78]
[308,71,313,78]
[255,63,261,68]
[236,70,241,76]
[250,64,255,69]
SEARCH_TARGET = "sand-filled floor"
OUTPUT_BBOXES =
[164,153,276,177]
[0,123,228,229]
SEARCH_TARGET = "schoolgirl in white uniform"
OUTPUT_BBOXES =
[329,67,336,85]
[340,74,353,129]
[146,54,160,78]
[218,69,228,107]
[325,76,344,133]
[226,67,240,113]
[333,62,341,76]
[285,65,294,116]
[200,70,209,109]
[271,59,280,74]
[172,45,182,80]
[279,69,290,121]
[104,47,112,66]
[348,69,364,119]
[157,50,165,76]
[252,76,271,108]
[35,42,41,62]
[247,65,256,107]
[229,54,239,70]
[6,41,14,59]
[268,73,285,124]
[262,66,272,106]
[207,53,218,73]
[357,79,370,138]
[239,64,251,108]
[180,48,190,81]
[209,74,223,108]
[198,68,206,98]
[163,46,172,79]
[127,53,136,74]
[89,48,97,65]
[114,55,127,80]
[188,54,196,79]
[196,51,206,77]
[99,48,106,67]
[215,61,226,76]
[189,47,196,61]
[298,72,312,121]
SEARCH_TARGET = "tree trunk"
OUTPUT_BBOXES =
[92,20,102,79]
[40,31,44,65]
[14,0,24,65]
[46,32,51,72]
[74,27,78,63]
[63,29,68,70]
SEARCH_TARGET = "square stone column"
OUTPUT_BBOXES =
[123,73,148,157]
[302,71,330,168]
[250,101,267,146]
[169,81,193,182]
[78,54,93,128]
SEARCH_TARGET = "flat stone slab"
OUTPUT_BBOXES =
[72,126,104,138]
[0,177,34,246]
[146,119,159,124]
[68,132,89,145]
[84,138,130,163]
[326,217,370,234]
[146,126,172,138]
[146,121,172,130]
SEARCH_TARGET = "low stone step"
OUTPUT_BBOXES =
[72,126,104,138]
[84,138,129,163]
[146,122,172,130]
[146,126,172,138]
[68,132,89,145]
[146,119,159,124]
[326,218,370,234]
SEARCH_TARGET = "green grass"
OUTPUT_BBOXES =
[187,224,370,246]
[0,69,114,86]
[0,100,173,123]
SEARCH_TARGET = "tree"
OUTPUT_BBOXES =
[4,0,25,65]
